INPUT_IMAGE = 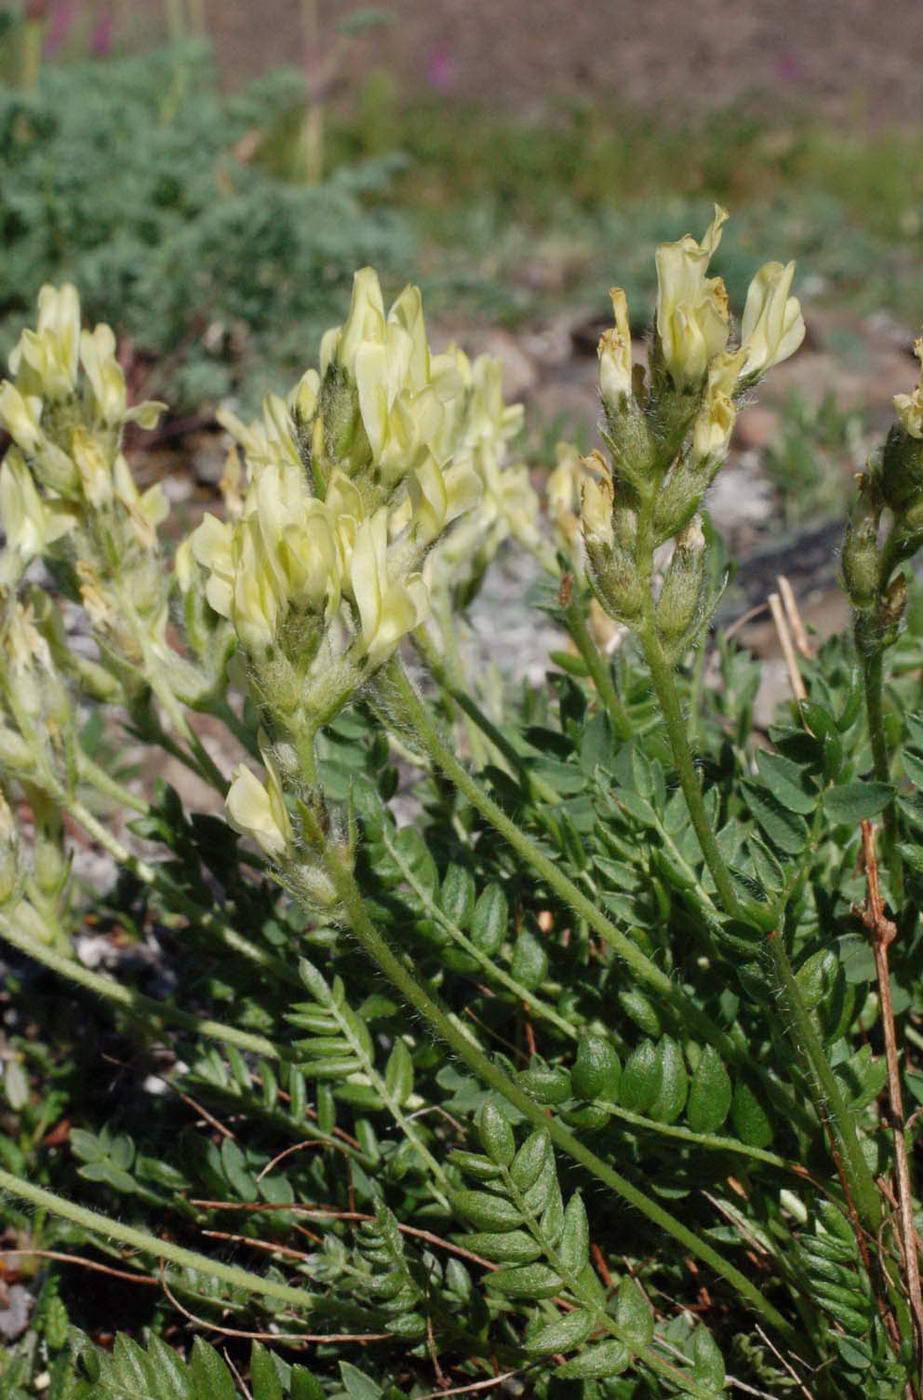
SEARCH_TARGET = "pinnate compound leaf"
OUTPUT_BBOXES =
[458,1230,543,1263]
[510,1130,552,1190]
[619,1040,662,1114]
[383,1040,414,1106]
[477,1100,515,1166]
[250,1343,283,1400]
[339,1363,382,1400]
[692,1326,726,1391]
[647,1036,688,1124]
[470,884,508,955]
[572,1033,621,1100]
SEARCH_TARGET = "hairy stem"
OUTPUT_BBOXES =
[639,621,882,1235]
[564,598,633,741]
[0,1168,314,1312]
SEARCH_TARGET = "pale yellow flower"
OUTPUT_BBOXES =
[894,338,923,439]
[598,288,634,411]
[690,349,746,469]
[349,509,430,669]
[655,206,730,390]
[226,762,292,859]
[739,261,805,380]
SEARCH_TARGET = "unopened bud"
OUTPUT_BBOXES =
[584,535,644,623]
[879,424,923,515]
[598,289,634,415]
[580,476,614,545]
[841,493,881,610]
[655,516,708,652]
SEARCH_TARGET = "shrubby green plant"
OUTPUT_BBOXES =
[0,45,411,410]
[3,212,923,1397]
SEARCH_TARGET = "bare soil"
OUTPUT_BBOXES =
[129,0,923,126]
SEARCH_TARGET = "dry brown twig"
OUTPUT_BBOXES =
[768,590,808,703]
[778,575,813,658]
[854,819,923,1387]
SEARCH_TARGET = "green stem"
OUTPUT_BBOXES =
[385,658,742,1064]
[0,915,290,1065]
[767,931,881,1231]
[857,633,903,904]
[317,841,797,1343]
[564,600,632,741]
[640,626,745,919]
[77,752,149,815]
[0,1168,314,1312]
[599,1098,794,1172]
[639,628,882,1234]
[430,606,490,770]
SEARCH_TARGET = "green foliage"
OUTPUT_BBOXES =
[0,48,411,410]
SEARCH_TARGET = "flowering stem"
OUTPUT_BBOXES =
[385,658,749,1066]
[0,1168,315,1312]
[638,625,883,1234]
[316,836,797,1343]
[563,599,633,740]
[639,625,745,918]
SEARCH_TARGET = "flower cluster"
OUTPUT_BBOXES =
[577,207,805,657]
[0,285,172,697]
[189,269,530,749]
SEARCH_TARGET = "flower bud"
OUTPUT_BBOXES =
[655,516,708,653]
[894,340,923,439]
[80,324,127,424]
[581,475,614,546]
[690,350,745,474]
[878,424,923,516]
[841,492,881,611]
[598,288,633,414]
[881,571,908,631]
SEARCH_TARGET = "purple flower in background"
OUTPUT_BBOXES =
[43,0,74,56]
[90,10,115,56]
[774,52,805,83]
[426,47,457,94]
